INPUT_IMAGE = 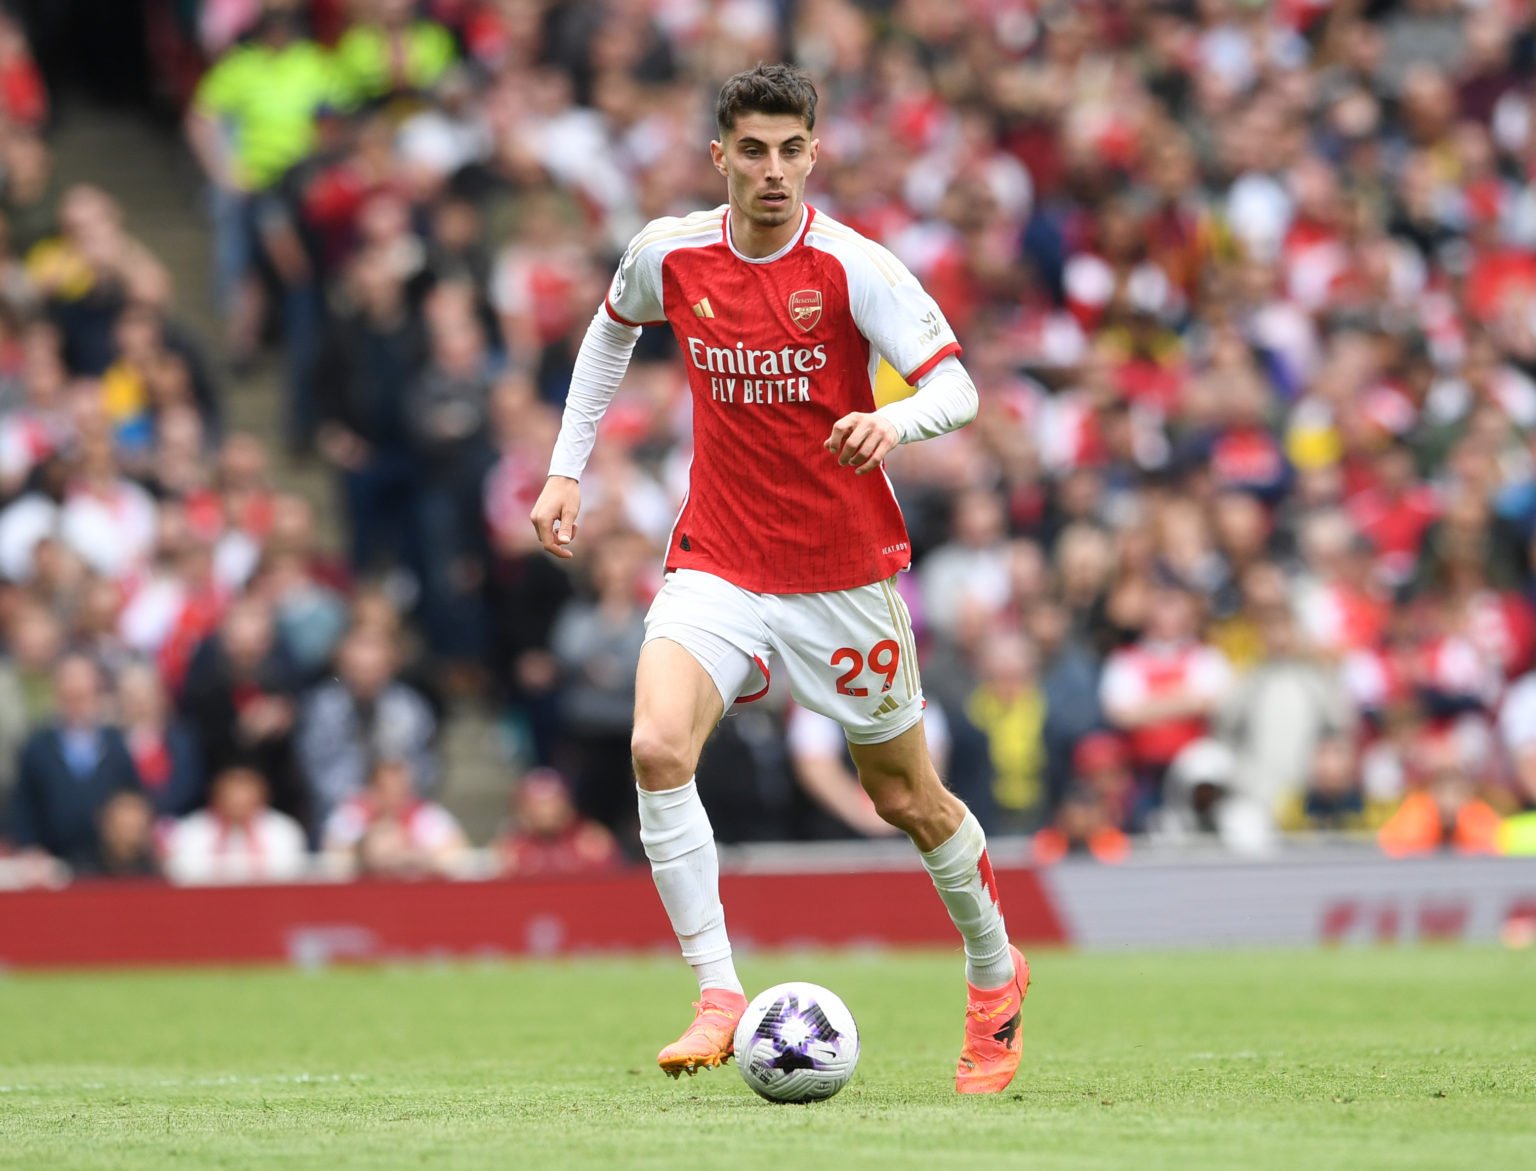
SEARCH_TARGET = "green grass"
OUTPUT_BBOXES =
[0,948,1531,1170]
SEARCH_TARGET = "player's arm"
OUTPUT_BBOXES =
[529,310,640,557]
[825,354,978,474]
[823,235,976,473]
[530,239,661,558]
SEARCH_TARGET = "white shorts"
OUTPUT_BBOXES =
[644,569,924,745]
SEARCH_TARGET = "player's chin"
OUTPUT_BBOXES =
[755,197,795,222]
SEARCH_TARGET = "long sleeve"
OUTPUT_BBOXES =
[876,355,979,444]
[546,309,642,480]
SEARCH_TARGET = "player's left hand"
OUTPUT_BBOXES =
[825,412,899,475]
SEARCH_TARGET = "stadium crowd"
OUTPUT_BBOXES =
[4,0,1536,885]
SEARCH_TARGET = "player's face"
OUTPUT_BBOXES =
[711,113,819,230]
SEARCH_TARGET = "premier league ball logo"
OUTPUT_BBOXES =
[735,982,860,1102]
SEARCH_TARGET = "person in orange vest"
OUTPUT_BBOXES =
[1032,733,1132,865]
[1378,734,1502,857]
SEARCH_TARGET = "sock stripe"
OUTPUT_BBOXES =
[919,812,1015,989]
[977,849,1001,911]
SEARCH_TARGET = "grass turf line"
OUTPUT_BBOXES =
[0,947,1531,1170]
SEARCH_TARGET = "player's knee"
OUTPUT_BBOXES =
[631,724,694,789]
[863,775,922,831]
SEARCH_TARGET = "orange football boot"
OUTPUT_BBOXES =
[955,945,1031,1094]
[657,989,748,1079]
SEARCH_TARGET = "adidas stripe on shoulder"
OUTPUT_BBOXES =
[607,207,726,325]
[627,206,726,258]
[806,213,907,288]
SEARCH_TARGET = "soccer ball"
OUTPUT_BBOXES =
[734,982,860,1103]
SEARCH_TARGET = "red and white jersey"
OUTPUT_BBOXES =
[322,796,464,854]
[163,810,309,886]
[604,204,961,594]
[1100,640,1233,769]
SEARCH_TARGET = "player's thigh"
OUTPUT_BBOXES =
[772,577,925,747]
[635,571,771,787]
[631,638,728,785]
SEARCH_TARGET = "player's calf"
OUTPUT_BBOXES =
[849,731,966,852]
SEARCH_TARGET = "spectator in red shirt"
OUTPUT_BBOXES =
[1101,583,1234,790]
[496,767,620,877]
[1193,372,1294,507]
[1291,509,1390,657]
[298,115,403,278]
[323,756,468,880]
[1346,439,1441,588]
[0,14,46,130]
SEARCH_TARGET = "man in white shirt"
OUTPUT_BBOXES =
[164,765,308,885]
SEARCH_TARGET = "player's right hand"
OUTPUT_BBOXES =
[530,476,581,559]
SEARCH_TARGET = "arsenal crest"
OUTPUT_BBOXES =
[788,289,822,332]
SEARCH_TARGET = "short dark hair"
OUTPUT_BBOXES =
[716,63,818,137]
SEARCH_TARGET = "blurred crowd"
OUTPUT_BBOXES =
[5,0,1536,886]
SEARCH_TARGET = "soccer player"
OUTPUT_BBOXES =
[530,64,1029,1094]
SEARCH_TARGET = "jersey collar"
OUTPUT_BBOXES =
[724,205,813,265]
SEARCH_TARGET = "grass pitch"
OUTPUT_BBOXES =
[0,947,1530,1170]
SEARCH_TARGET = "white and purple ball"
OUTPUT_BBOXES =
[734,982,860,1103]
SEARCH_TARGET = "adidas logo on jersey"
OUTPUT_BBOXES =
[873,695,901,718]
[692,298,715,318]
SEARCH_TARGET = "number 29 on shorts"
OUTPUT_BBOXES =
[830,640,901,696]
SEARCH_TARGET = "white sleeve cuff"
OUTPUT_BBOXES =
[876,355,979,444]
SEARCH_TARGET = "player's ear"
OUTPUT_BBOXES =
[710,139,728,177]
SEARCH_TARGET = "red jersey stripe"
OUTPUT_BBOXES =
[903,340,963,385]
[604,299,658,328]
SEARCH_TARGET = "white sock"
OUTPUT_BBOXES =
[919,810,1015,990]
[637,778,743,997]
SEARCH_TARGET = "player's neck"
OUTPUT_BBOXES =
[727,204,806,260]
